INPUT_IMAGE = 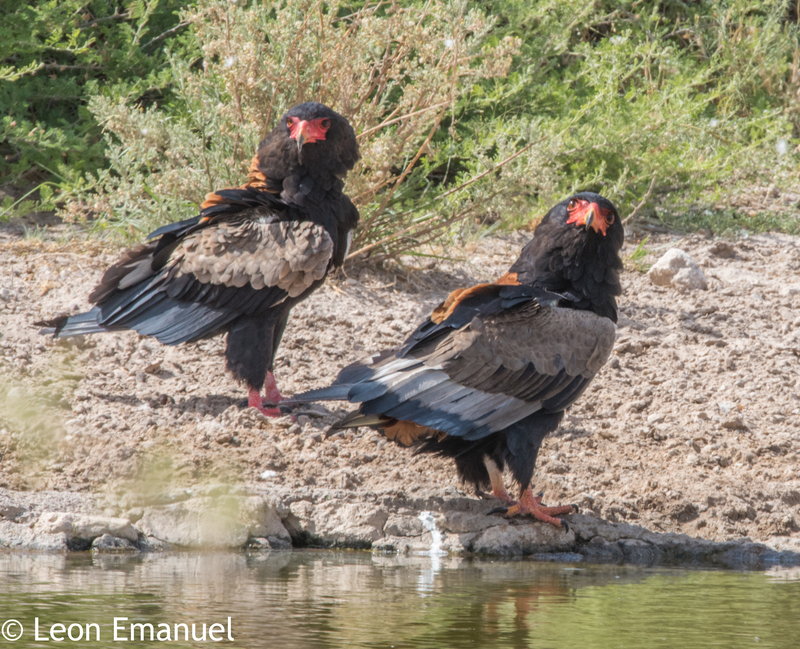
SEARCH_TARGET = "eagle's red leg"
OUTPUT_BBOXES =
[262,371,284,405]
[248,387,282,417]
[481,458,516,503]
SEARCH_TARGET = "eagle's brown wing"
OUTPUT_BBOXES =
[45,190,335,345]
[293,284,614,442]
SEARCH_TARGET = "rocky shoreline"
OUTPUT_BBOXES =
[2,486,800,570]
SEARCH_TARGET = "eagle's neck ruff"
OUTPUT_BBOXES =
[540,235,621,323]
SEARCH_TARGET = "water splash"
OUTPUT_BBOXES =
[416,511,448,595]
[418,511,447,558]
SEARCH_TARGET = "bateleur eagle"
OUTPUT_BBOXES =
[288,192,623,529]
[39,102,360,416]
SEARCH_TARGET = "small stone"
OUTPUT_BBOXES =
[0,520,68,551]
[215,431,233,445]
[247,537,274,550]
[648,249,708,291]
[708,241,736,258]
[271,416,294,429]
[92,534,138,553]
[721,416,748,431]
[717,401,736,414]
[36,512,138,542]
[780,285,800,298]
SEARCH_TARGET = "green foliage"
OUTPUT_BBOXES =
[462,0,800,228]
[0,182,57,222]
[2,0,800,253]
[625,235,652,272]
[657,204,800,236]
[62,0,518,253]
[0,0,192,188]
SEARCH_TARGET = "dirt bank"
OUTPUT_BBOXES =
[1,221,799,560]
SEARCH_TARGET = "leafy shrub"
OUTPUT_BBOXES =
[465,0,800,232]
[62,0,519,256]
[0,0,191,216]
[4,0,800,248]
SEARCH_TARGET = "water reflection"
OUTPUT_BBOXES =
[0,551,799,648]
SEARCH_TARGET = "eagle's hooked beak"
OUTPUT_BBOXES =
[584,205,596,232]
[295,120,311,152]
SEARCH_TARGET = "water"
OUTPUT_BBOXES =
[1,551,799,648]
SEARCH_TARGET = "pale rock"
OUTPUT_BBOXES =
[440,503,504,534]
[648,249,708,290]
[460,521,575,555]
[383,514,425,537]
[780,284,800,297]
[283,500,388,547]
[721,416,748,431]
[240,496,291,546]
[0,519,68,551]
[569,513,645,543]
[36,512,138,542]
[136,497,250,548]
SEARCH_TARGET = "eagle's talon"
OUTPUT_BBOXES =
[487,506,510,516]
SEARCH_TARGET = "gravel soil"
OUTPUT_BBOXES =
[1,221,799,548]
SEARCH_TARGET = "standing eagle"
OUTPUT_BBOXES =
[288,193,623,528]
[39,102,360,416]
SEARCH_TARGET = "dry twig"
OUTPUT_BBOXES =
[623,174,657,226]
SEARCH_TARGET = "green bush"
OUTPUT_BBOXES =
[61,0,519,255]
[460,0,800,231]
[0,0,192,217]
[3,0,799,248]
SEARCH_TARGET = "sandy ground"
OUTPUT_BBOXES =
[1,219,799,547]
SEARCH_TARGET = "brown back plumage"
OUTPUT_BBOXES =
[42,102,360,408]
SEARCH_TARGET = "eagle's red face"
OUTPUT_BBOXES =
[566,197,616,236]
[287,116,331,149]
